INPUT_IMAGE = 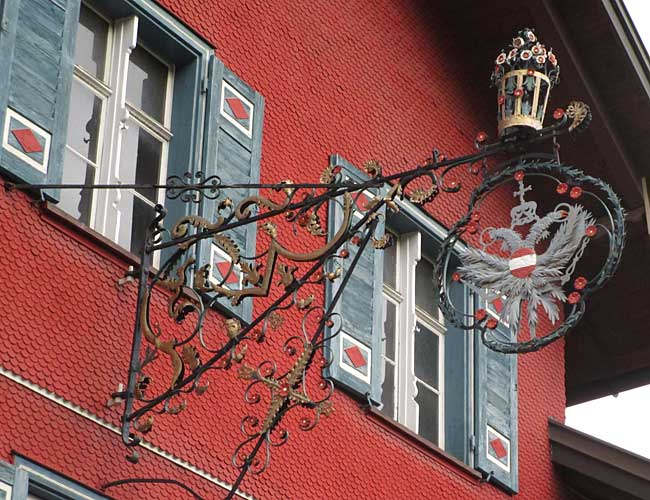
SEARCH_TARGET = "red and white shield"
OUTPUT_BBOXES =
[509,247,536,278]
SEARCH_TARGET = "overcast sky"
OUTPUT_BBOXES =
[564,0,650,460]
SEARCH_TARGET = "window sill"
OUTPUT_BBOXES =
[40,201,141,268]
[366,406,483,484]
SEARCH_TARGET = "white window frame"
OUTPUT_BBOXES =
[381,231,446,447]
[64,5,175,259]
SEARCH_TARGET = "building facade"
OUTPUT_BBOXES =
[2,0,643,499]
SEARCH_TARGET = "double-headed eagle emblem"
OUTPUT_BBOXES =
[458,176,596,337]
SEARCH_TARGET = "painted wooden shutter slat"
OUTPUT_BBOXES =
[444,277,472,463]
[198,55,264,321]
[475,310,519,493]
[0,0,80,201]
[325,154,384,403]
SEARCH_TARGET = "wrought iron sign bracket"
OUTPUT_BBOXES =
[3,27,627,499]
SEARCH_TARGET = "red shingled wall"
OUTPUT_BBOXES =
[0,0,571,499]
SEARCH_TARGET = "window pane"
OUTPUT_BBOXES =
[381,361,395,419]
[66,79,103,162]
[415,382,439,445]
[117,192,155,254]
[75,5,108,80]
[415,258,438,316]
[414,322,439,388]
[59,149,95,225]
[121,123,163,202]
[384,299,396,360]
[127,45,168,121]
[383,233,397,289]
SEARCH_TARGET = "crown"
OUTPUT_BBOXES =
[492,28,560,137]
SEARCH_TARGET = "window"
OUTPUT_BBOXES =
[325,156,518,492]
[60,3,174,254]
[10,456,108,500]
[380,231,446,446]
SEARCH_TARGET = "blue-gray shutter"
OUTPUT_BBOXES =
[475,312,519,493]
[444,276,472,463]
[0,0,80,201]
[0,460,14,499]
[324,154,383,403]
[198,55,264,321]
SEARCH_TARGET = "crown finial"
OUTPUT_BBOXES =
[493,29,560,137]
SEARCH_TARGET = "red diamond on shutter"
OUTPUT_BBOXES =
[491,297,503,313]
[490,437,508,459]
[226,98,250,120]
[12,128,43,153]
[215,261,239,285]
[355,193,370,211]
[344,346,367,368]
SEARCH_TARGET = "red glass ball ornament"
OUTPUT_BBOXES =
[279,383,290,397]
[325,319,334,328]
[486,318,498,329]
[574,276,588,290]
[570,186,583,199]
[514,88,524,97]
[466,223,478,234]
[438,153,446,161]
[471,211,481,221]
[318,380,327,390]
[319,358,328,367]
[449,180,458,189]
[476,131,488,143]
[470,164,481,175]
[475,309,488,321]
[527,68,535,76]
[556,183,569,194]
[351,235,361,246]
[300,417,310,428]
[553,108,565,120]
[262,366,273,377]
[568,292,581,304]
[298,214,309,226]
[340,249,349,258]
[314,272,323,281]
[585,225,598,237]
[452,272,461,282]
[514,170,525,181]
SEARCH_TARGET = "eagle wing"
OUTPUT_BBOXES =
[458,246,510,289]
[536,204,595,270]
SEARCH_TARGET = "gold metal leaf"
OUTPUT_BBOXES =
[241,261,262,286]
[372,233,392,249]
[195,382,209,396]
[233,344,248,363]
[277,263,297,287]
[326,267,342,282]
[218,198,233,210]
[182,345,200,371]
[167,401,187,415]
[407,185,437,205]
[134,416,154,433]
[225,318,242,339]
[268,311,284,330]
[566,101,590,131]
[320,165,337,184]
[364,160,382,177]
[262,221,278,238]
[306,213,326,237]
[296,294,315,310]
[214,235,240,263]
[238,364,256,380]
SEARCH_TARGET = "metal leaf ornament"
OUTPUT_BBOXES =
[458,177,595,337]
